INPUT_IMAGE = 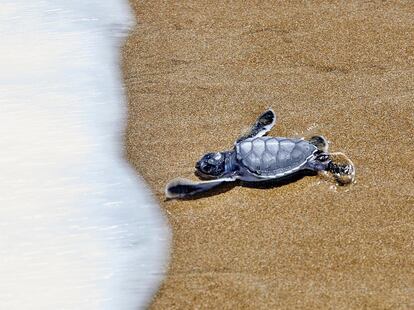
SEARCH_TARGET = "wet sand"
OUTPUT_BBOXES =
[122,1,414,308]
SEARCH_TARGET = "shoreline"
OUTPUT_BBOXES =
[0,1,169,308]
[123,1,414,308]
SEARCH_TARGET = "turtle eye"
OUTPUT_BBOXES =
[213,153,222,160]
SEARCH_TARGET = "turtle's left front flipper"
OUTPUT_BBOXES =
[165,177,235,199]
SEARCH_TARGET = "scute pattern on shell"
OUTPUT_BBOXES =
[236,137,317,177]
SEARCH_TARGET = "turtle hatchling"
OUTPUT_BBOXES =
[166,109,355,199]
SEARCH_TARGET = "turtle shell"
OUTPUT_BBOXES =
[235,137,317,177]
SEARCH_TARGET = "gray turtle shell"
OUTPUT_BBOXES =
[235,137,317,177]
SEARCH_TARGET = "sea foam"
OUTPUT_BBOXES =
[0,1,170,309]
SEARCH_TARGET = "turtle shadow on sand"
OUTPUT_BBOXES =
[241,169,316,189]
[165,170,316,201]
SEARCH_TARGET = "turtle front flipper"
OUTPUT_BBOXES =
[236,108,276,143]
[165,177,235,199]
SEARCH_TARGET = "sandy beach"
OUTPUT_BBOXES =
[123,1,414,308]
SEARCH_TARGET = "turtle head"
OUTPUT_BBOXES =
[195,152,226,179]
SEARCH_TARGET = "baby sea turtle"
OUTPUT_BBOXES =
[166,109,355,199]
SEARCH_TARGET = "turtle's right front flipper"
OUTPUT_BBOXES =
[165,177,235,199]
[236,108,276,143]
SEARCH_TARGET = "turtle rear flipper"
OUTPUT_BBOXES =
[324,152,355,185]
[308,135,328,152]
[165,177,235,199]
[236,108,276,143]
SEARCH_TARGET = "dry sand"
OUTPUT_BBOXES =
[122,1,414,308]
